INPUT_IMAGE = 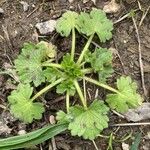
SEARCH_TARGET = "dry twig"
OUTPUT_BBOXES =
[111,122,150,127]
[92,140,99,150]
[139,6,150,27]
[132,16,147,96]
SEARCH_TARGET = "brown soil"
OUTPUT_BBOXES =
[0,0,150,150]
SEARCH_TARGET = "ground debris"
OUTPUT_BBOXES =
[35,20,56,35]
[144,132,150,140]
[124,103,150,122]
[0,121,11,135]
[20,1,29,12]
[0,111,14,136]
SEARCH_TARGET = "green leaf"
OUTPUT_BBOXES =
[86,48,113,82]
[77,8,113,42]
[61,54,83,79]
[43,68,62,83]
[8,84,45,123]
[56,80,76,96]
[56,11,78,37]
[106,76,143,113]
[130,133,142,150]
[68,100,109,140]
[15,42,47,87]
[56,111,72,123]
[0,123,68,150]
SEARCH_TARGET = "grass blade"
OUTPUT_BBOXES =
[130,133,142,150]
[0,123,68,149]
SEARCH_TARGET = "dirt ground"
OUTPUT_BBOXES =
[0,0,150,150]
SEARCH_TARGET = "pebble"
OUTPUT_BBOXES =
[18,130,26,135]
[0,8,4,14]
[35,20,56,35]
[68,0,74,3]
[122,142,129,150]
[103,0,120,14]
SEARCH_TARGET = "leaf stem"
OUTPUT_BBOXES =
[66,92,70,113]
[71,28,76,60]
[77,34,94,64]
[73,80,87,109]
[31,78,65,101]
[41,63,63,69]
[81,68,93,74]
[84,76,121,94]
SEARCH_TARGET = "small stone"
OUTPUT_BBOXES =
[122,142,129,150]
[20,1,29,12]
[49,115,56,124]
[103,0,120,14]
[35,20,56,35]
[0,8,4,14]
[18,130,26,135]
[68,0,74,3]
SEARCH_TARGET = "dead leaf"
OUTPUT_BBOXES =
[124,103,150,122]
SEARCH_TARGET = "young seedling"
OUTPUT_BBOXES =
[6,8,142,141]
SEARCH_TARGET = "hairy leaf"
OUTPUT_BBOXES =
[61,54,83,79]
[56,111,72,123]
[86,48,113,82]
[56,80,76,96]
[14,42,47,86]
[77,8,113,42]
[106,76,143,113]
[43,68,62,83]
[68,100,109,140]
[56,11,78,37]
[8,84,45,123]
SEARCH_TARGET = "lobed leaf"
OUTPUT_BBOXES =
[56,111,72,123]
[56,80,76,96]
[77,8,113,42]
[106,76,143,113]
[56,11,78,37]
[57,100,109,140]
[8,84,45,123]
[85,48,113,82]
[43,67,62,83]
[15,42,46,86]
[68,100,109,140]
